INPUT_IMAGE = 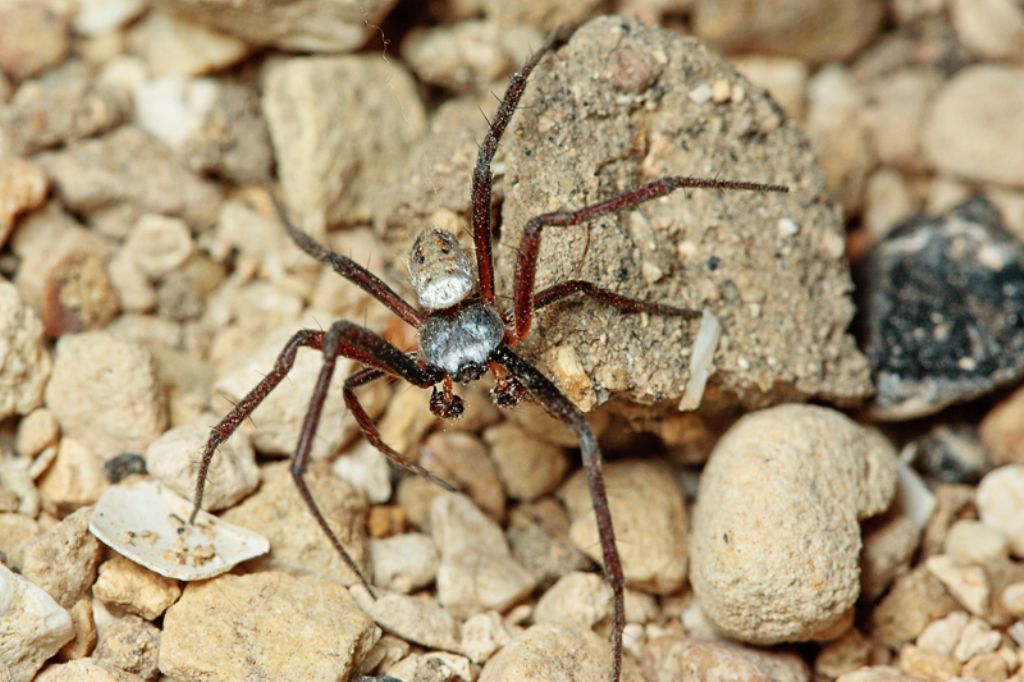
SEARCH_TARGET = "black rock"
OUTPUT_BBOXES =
[912,423,991,484]
[104,453,147,483]
[858,197,1024,419]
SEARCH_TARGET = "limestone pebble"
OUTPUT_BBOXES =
[478,624,610,682]
[144,414,258,512]
[0,280,51,421]
[0,563,74,682]
[691,404,898,643]
[44,331,167,461]
[159,571,379,680]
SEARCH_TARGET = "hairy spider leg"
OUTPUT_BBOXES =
[501,279,703,331]
[289,320,447,593]
[190,328,325,525]
[471,31,559,304]
[188,320,448,591]
[344,366,456,490]
[509,175,789,343]
[269,189,423,327]
[491,344,624,682]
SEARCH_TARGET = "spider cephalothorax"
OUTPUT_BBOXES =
[188,30,787,682]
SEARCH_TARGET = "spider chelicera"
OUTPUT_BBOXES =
[188,31,787,682]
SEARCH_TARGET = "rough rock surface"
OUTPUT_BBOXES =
[430,493,537,618]
[92,555,182,620]
[0,563,74,682]
[45,332,167,461]
[0,280,51,420]
[159,571,379,680]
[36,127,222,231]
[153,0,398,52]
[560,460,688,594]
[20,508,102,609]
[498,16,871,414]
[643,634,811,682]
[691,404,898,643]
[857,198,1024,419]
[263,54,425,230]
[478,624,610,682]
[222,461,369,584]
[144,414,259,512]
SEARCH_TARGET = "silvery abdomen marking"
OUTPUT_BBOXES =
[408,228,475,310]
[419,303,504,382]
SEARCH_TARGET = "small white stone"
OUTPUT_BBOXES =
[333,440,392,504]
[88,479,269,581]
[350,584,460,653]
[387,651,473,681]
[0,457,39,517]
[534,571,612,629]
[777,217,800,236]
[892,456,936,529]
[483,423,568,501]
[977,465,1024,557]
[688,83,712,103]
[129,9,248,76]
[926,555,991,616]
[917,610,969,657]
[74,0,147,36]
[133,76,219,151]
[124,213,195,278]
[945,519,1009,565]
[1000,581,1024,618]
[15,408,58,460]
[460,610,516,664]
[369,533,439,594]
[145,414,259,512]
[431,493,536,618]
[953,617,1001,663]
[0,563,74,681]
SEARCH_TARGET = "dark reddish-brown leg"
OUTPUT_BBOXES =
[288,320,447,592]
[509,176,789,342]
[490,343,624,682]
[269,188,423,327]
[190,328,325,524]
[471,32,559,303]
[501,279,702,331]
[343,366,456,491]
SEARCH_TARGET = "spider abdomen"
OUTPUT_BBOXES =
[419,302,504,383]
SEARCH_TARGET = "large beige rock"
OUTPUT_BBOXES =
[691,404,898,643]
[159,571,379,680]
[44,332,167,461]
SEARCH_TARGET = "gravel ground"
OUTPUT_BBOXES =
[2,0,1024,681]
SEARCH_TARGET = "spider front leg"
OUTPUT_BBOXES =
[491,344,624,682]
[190,328,327,524]
[291,320,450,591]
[508,176,789,343]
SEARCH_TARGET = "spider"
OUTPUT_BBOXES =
[189,31,787,682]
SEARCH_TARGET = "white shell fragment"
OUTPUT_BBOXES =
[679,308,722,411]
[88,479,269,581]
